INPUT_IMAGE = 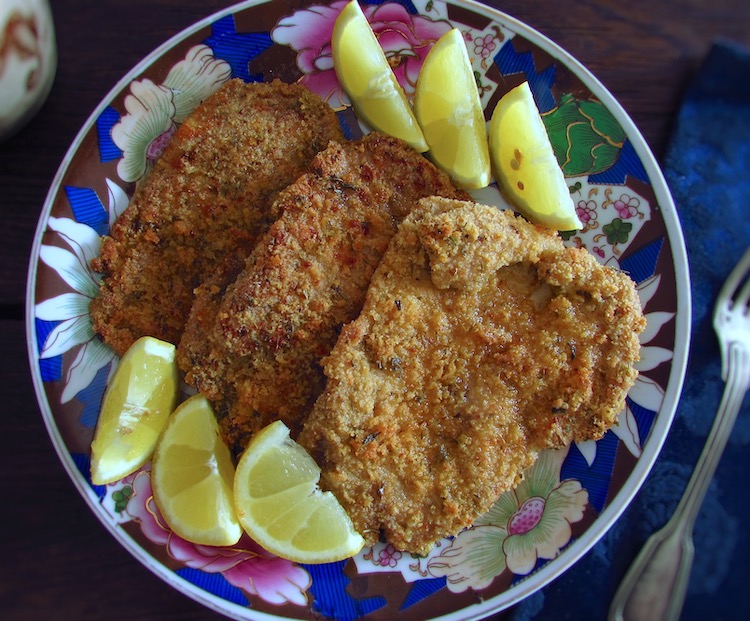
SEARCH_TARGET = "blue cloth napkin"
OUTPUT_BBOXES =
[504,40,750,621]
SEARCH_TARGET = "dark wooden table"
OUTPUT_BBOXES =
[2,1,749,620]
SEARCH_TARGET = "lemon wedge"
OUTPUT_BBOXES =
[233,420,365,564]
[90,336,179,485]
[489,81,582,231]
[332,0,427,152]
[414,27,491,190]
[151,394,242,546]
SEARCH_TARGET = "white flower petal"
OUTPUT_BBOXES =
[42,217,101,298]
[641,311,675,344]
[637,273,661,309]
[575,439,597,467]
[113,79,175,182]
[48,216,102,269]
[40,315,93,359]
[611,404,642,458]
[164,45,231,123]
[61,338,116,403]
[36,292,90,322]
[428,525,508,593]
[635,345,673,372]
[106,178,130,228]
[628,374,665,412]
[39,246,99,299]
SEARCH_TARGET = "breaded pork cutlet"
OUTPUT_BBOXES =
[298,197,646,555]
[90,79,343,355]
[177,133,469,451]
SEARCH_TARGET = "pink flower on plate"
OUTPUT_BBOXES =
[427,448,587,592]
[576,199,597,225]
[474,34,496,60]
[376,543,402,568]
[272,1,452,108]
[125,471,311,606]
[613,193,641,219]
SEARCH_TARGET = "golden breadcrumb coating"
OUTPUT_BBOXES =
[89,77,647,560]
[298,197,646,555]
[90,79,343,355]
[177,134,468,451]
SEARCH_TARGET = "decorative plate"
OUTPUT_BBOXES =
[26,1,690,619]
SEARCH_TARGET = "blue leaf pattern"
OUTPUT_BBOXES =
[96,105,123,163]
[493,40,557,113]
[36,318,63,381]
[204,15,273,83]
[63,186,109,235]
[176,568,250,607]
[304,561,387,620]
[561,432,619,512]
[588,139,649,185]
[400,577,446,610]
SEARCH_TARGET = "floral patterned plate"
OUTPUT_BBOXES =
[26,1,690,619]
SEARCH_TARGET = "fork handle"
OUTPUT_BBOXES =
[674,343,750,528]
[609,342,750,621]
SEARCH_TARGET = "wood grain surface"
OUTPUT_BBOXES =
[2,1,748,620]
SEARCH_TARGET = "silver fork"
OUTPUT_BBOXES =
[609,247,750,621]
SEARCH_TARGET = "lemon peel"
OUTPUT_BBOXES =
[233,420,365,564]
[151,394,242,547]
[332,0,427,152]
[489,81,582,231]
[90,336,178,485]
[414,27,491,190]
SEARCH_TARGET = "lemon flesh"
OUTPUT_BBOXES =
[151,394,242,546]
[414,28,491,190]
[234,420,365,564]
[332,0,427,152]
[90,336,179,485]
[489,82,582,231]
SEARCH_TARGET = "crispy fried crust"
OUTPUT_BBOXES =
[177,134,469,451]
[90,79,344,355]
[298,197,646,555]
